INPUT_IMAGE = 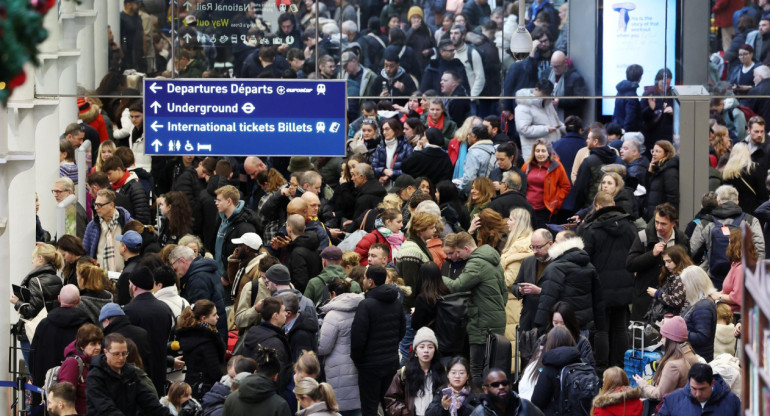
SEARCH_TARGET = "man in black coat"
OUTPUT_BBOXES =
[123,266,174,395]
[462,0,491,28]
[401,127,454,185]
[420,39,469,93]
[241,296,291,391]
[350,163,387,228]
[512,230,553,333]
[99,302,152,378]
[86,333,172,415]
[541,51,589,120]
[578,193,638,372]
[284,215,323,293]
[572,127,623,210]
[115,230,143,306]
[30,285,91,390]
[173,157,212,234]
[488,171,534,220]
[103,157,152,224]
[351,267,406,416]
[276,291,318,361]
[441,69,472,126]
[626,203,689,321]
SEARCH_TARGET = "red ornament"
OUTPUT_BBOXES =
[9,71,26,89]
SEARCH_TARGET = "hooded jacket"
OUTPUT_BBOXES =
[318,293,365,411]
[579,206,638,307]
[58,340,93,414]
[77,289,113,325]
[657,374,741,416]
[374,66,418,106]
[305,265,347,305]
[86,353,172,416]
[177,324,226,395]
[460,139,498,195]
[530,346,584,415]
[573,146,623,210]
[643,156,680,220]
[29,306,91,389]
[201,381,230,416]
[351,284,406,369]
[286,309,319,361]
[215,200,259,277]
[444,245,508,344]
[591,386,643,416]
[180,257,229,337]
[522,159,572,215]
[534,238,605,330]
[242,321,291,369]
[612,80,642,132]
[286,231,323,293]
[515,88,566,158]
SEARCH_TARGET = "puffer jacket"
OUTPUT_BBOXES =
[286,232,323,293]
[201,381,229,416]
[371,136,415,181]
[351,284,406,369]
[682,298,717,362]
[30,306,91,389]
[286,309,319,361]
[222,374,291,416]
[500,234,533,351]
[460,139,498,195]
[444,245,508,344]
[318,293,364,411]
[522,159,571,215]
[352,180,388,222]
[657,374,740,416]
[396,237,433,310]
[643,156,680,220]
[177,324,226,398]
[579,206,638,307]
[530,346,584,415]
[242,321,291,368]
[118,174,152,225]
[612,80,642,132]
[15,264,62,332]
[534,238,605,330]
[591,386,643,416]
[515,88,566,159]
[354,229,389,266]
[58,340,93,414]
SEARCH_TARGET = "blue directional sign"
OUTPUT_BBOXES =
[143,79,346,156]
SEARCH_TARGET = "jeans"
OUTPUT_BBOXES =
[476,99,500,119]
[591,306,630,373]
[399,312,415,366]
[469,343,486,387]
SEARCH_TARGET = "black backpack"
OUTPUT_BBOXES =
[556,362,600,416]
[433,292,471,353]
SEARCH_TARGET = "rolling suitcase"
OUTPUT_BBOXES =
[624,321,662,387]
[485,329,512,378]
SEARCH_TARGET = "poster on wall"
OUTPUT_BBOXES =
[601,0,678,116]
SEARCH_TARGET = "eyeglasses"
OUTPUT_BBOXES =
[448,370,467,376]
[106,350,129,357]
[739,52,751,57]
[51,189,68,195]
[94,201,113,208]
[485,380,510,388]
[172,257,183,266]
[529,242,549,250]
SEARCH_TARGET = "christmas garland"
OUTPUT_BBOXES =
[0,0,56,104]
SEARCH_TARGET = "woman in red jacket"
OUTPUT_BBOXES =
[354,208,404,265]
[521,139,571,229]
[591,367,643,416]
[58,323,104,414]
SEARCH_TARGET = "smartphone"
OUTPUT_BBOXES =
[442,387,452,396]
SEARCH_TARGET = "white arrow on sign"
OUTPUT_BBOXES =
[198,143,212,151]
[242,102,254,114]
[149,82,161,94]
[151,139,162,152]
[183,33,192,43]
[183,0,191,10]
[151,120,163,132]
[150,101,161,114]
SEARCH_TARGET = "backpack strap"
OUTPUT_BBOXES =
[732,213,746,226]
[65,354,86,383]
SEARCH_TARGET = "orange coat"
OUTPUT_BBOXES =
[522,159,571,215]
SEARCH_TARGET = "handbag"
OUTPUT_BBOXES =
[337,209,374,252]
[21,278,48,339]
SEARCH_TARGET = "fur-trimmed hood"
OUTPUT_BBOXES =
[592,386,642,409]
[547,237,584,260]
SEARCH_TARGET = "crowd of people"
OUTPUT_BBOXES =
[17,0,770,416]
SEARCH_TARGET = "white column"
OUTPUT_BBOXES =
[108,0,121,47]
[93,0,109,84]
[76,0,98,90]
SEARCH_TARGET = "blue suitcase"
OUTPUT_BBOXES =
[624,321,662,387]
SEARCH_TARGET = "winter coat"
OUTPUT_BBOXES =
[374,65,419,106]
[286,309,319,361]
[77,289,113,326]
[579,206,638,307]
[522,159,571,215]
[551,132,586,179]
[423,388,480,416]
[222,374,292,416]
[420,57,468,94]
[515,88,566,159]
[534,238,605,330]
[573,146,623,210]
[29,306,91,389]
[297,401,341,416]
[406,25,434,73]
[353,180,388,222]
[626,156,650,191]
[502,58,540,112]
[488,191,534,220]
[85,353,172,416]
[612,80,643,132]
[216,201,259,277]
[201,381,229,416]
[466,392,543,416]
[118,176,152,225]
[443,245,508,344]
[512,255,547,331]
[530,346,584,415]
[644,156,680,220]
[124,292,175,394]
[690,201,765,275]
[626,220,690,321]
[318,293,365,411]
[712,0,745,28]
[304,265,362,306]
[372,136,415,181]
[82,206,132,259]
[58,341,93,414]
[177,324,226,396]
[682,298,718,362]
[180,257,229,337]
[500,234,532,351]
[657,374,741,416]
[286,232,323,293]
[638,355,691,400]
[242,321,291,368]
[640,86,674,146]
[723,164,769,214]
[402,146,454,186]
[460,139,497,195]
[351,284,406,369]
[420,113,458,146]
[541,66,589,119]
[591,386,643,416]
[102,314,152,373]
[14,264,63,340]
[396,237,434,310]
[355,229,390,266]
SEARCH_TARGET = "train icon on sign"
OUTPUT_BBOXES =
[317,84,325,95]
[316,122,325,133]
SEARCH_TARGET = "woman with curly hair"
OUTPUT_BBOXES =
[255,168,288,241]
[468,208,507,252]
[157,191,192,247]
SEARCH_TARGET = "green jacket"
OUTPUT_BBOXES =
[443,245,507,344]
[304,265,362,305]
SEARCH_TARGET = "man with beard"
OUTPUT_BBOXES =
[374,45,418,106]
[471,369,544,416]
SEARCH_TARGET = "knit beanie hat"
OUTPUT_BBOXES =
[413,327,439,349]
[408,6,424,21]
[660,316,688,343]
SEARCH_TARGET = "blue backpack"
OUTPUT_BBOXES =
[707,213,745,281]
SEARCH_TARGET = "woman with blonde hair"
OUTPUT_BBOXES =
[680,265,718,361]
[721,142,768,213]
[91,140,116,174]
[499,208,533,367]
[599,172,635,217]
[644,140,679,220]
[466,177,496,217]
[176,299,226,399]
[522,139,571,228]
[592,367,642,416]
[294,377,342,416]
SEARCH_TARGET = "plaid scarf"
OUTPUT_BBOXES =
[100,210,120,271]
